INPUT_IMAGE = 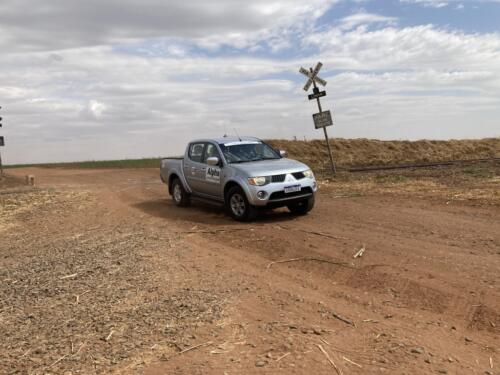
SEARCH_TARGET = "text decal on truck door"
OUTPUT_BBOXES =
[206,167,221,183]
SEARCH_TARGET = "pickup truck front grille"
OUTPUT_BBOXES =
[292,172,305,180]
[271,174,286,183]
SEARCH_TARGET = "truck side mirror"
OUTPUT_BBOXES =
[279,150,287,158]
[207,156,219,166]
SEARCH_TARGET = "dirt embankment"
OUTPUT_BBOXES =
[267,138,500,169]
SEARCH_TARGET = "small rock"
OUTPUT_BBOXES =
[438,370,448,374]
[300,327,309,334]
[313,328,322,335]
[464,337,472,343]
[411,347,424,354]
[255,360,267,367]
[424,358,431,364]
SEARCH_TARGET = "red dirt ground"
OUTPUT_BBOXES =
[2,167,499,375]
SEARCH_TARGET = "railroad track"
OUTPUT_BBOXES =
[337,157,500,173]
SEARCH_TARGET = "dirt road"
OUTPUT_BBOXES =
[1,167,499,374]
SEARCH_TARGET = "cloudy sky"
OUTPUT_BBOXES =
[1,0,499,164]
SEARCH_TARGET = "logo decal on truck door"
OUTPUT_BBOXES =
[206,167,221,183]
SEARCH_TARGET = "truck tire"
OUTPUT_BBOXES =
[287,196,314,215]
[171,178,190,207]
[226,186,257,221]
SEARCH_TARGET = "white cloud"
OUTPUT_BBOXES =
[400,0,500,7]
[302,25,500,71]
[1,1,499,164]
[339,12,398,30]
[0,0,337,52]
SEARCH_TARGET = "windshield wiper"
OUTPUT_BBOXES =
[229,160,251,164]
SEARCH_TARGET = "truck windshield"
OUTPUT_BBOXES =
[219,142,280,164]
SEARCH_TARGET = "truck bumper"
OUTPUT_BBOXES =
[246,178,317,207]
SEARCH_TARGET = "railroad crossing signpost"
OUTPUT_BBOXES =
[299,62,336,174]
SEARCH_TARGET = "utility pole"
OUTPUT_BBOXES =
[299,62,336,174]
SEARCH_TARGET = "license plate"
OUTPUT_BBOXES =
[284,185,301,193]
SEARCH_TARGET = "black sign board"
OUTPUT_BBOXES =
[308,90,326,100]
[312,110,333,129]
[0,136,4,147]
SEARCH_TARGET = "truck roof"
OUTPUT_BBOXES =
[191,136,262,144]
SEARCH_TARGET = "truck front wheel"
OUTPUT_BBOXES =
[226,186,257,221]
[287,196,315,215]
[171,178,190,207]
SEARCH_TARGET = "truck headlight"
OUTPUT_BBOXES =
[248,176,270,186]
[303,169,314,179]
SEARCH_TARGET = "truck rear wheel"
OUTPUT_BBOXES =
[226,186,257,221]
[171,178,190,207]
[287,196,314,215]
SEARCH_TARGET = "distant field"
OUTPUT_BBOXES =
[5,138,499,171]
[5,158,162,169]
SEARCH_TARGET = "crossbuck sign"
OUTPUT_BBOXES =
[299,61,336,174]
[299,62,327,91]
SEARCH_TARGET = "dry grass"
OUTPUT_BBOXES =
[319,163,500,206]
[267,138,500,170]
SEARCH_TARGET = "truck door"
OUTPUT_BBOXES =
[199,142,224,199]
[183,142,206,193]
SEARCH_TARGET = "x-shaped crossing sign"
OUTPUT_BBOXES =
[299,62,327,91]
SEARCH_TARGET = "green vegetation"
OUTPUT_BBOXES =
[5,158,163,169]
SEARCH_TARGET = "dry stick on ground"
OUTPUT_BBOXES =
[75,290,90,304]
[105,330,114,341]
[331,311,356,327]
[178,341,213,355]
[276,352,291,362]
[72,343,86,357]
[277,225,347,240]
[181,228,252,234]
[353,244,366,258]
[317,344,343,375]
[266,257,353,269]
[49,354,68,368]
[343,355,363,368]
[59,273,78,280]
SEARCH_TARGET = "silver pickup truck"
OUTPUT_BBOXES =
[160,136,317,221]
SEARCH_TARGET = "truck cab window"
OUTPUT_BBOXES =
[203,143,221,164]
[189,143,204,163]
